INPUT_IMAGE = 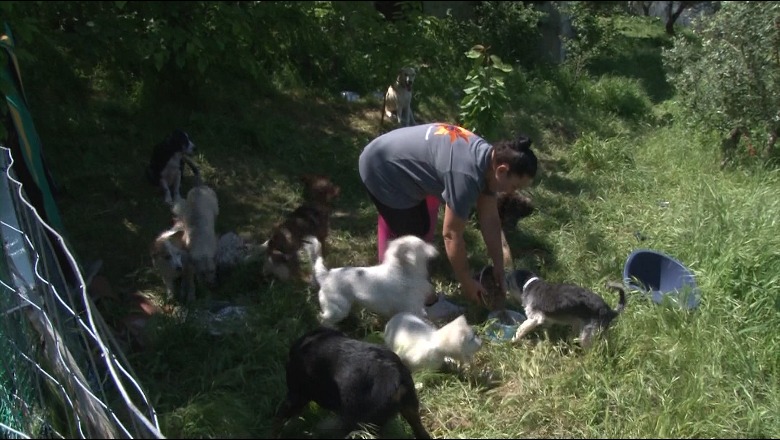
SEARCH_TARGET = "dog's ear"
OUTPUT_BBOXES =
[425,243,438,260]
[388,238,415,268]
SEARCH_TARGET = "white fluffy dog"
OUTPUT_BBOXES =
[384,312,483,373]
[173,183,219,303]
[306,235,439,328]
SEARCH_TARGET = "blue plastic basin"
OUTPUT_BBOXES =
[485,309,526,342]
[623,249,701,310]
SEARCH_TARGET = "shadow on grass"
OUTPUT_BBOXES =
[588,33,674,104]
[17,32,644,439]
[33,73,383,294]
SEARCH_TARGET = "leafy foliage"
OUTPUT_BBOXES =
[560,1,621,81]
[472,1,547,68]
[663,1,780,163]
[458,44,513,140]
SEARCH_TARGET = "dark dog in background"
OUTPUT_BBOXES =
[272,326,432,439]
[506,269,626,348]
[145,129,200,205]
[263,175,341,282]
[497,191,535,230]
[497,191,535,272]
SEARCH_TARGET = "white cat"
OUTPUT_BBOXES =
[384,312,483,373]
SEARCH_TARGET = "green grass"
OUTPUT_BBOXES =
[14,13,780,440]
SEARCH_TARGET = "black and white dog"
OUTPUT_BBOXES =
[145,129,200,205]
[506,269,626,348]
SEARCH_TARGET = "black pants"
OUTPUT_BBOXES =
[364,185,431,238]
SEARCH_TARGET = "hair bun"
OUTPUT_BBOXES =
[513,134,532,152]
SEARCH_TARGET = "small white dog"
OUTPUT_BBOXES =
[384,312,483,373]
[381,67,417,128]
[173,183,219,302]
[149,223,188,301]
[306,234,438,327]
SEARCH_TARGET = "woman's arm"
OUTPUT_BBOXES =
[442,203,486,304]
[476,193,507,307]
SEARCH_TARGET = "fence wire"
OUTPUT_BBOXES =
[0,146,165,439]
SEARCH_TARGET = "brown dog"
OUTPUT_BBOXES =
[263,175,341,282]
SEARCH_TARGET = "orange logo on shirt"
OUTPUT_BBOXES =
[433,124,472,144]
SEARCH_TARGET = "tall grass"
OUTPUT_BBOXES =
[406,78,780,439]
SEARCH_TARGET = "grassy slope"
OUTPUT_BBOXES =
[20,14,780,439]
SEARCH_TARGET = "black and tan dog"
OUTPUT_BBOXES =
[506,269,626,348]
[145,128,200,205]
[263,174,341,282]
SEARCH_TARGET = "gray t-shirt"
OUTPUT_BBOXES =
[359,123,494,220]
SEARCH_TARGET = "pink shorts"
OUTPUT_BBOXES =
[377,195,440,263]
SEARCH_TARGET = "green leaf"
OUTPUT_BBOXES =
[466,49,482,59]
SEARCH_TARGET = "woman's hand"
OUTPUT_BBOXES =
[462,278,488,305]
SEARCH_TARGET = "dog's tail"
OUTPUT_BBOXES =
[302,235,328,285]
[606,281,626,314]
[157,221,186,241]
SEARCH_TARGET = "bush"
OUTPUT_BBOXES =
[662,1,780,163]
[570,132,635,172]
[585,76,652,121]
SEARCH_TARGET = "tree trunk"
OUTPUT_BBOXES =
[642,1,651,16]
[665,1,690,36]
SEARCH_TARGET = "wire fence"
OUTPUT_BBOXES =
[0,145,165,439]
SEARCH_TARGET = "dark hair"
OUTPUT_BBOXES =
[492,134,538,178]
